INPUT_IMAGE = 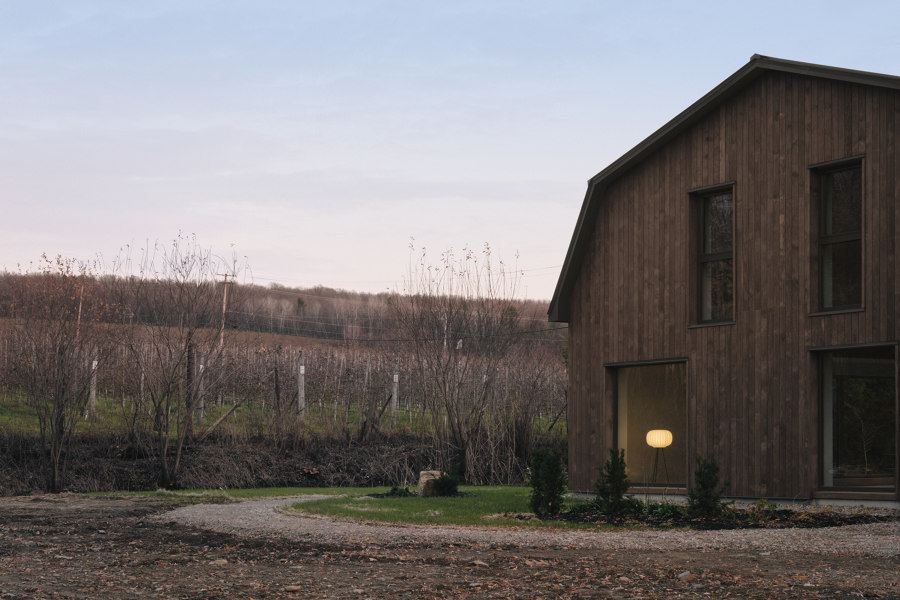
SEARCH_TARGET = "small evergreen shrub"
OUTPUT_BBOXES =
[687,456,729,518]
[529,449,567,518]
[594,448,635,519]
[432,471,459,496]
[385,486,414,497]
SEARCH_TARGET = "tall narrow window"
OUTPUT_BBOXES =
[616,363,686,487]
[696,189,733,323]
[818,163,862,310]
[821,346,896,491]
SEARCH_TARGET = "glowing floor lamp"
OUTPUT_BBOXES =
[645,429,673,486]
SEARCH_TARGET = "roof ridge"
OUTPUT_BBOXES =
[549,56,899,322]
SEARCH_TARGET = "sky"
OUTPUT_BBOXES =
[1,1,898,300]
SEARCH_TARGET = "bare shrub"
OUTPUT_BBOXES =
[1,256,121,491]
[391,243,523,482]
[112,235,252,488]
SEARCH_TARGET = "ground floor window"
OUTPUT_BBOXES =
[616,362,686,487]
[821,346,896,491]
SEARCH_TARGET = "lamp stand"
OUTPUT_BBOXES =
[650,447,670,488]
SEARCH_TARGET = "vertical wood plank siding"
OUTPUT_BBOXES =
[567,71,899,498]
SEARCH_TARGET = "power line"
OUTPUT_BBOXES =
[225,306,552,326]
[222,311,567,344]
[334,325,568,344]
[249,264,563,287]
[244,266,563,302]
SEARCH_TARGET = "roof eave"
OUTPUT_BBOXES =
[549,58,764,324]
[547,55,900,324]
[548,181,594,322]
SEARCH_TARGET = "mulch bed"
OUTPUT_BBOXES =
[558,505,898,529]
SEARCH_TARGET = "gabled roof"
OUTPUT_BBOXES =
[548,55,900,323]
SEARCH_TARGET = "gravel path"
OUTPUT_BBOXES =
[159,496,900,558]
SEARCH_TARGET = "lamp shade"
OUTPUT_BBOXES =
[645,429,673,448]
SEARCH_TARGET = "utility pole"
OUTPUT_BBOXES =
[217,274,231,349]
[75,283,84,340]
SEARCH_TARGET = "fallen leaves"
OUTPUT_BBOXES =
[1,495,897,599]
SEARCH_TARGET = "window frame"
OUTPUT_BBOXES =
[816,343,897,494]
[690,183,735,325]
[811,157,864,312]
[608,358,689,490]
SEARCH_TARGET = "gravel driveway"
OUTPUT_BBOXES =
[4,494,898,598]
[160,495,900,558]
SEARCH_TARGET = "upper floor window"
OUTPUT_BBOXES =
[817,162,862,310]
[695,187,734,323]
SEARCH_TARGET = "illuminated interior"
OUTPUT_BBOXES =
[616,363,686,487]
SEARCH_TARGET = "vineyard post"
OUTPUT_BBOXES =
[185,341,194,439]
[86,357,98,420]
[197,364,205,426]
[333,352,344,423]
[296,349,305,418]
[391,364,399,428]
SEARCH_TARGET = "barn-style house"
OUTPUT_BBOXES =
[549,55,898,503]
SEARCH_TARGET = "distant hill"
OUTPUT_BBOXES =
[0,273,561,348]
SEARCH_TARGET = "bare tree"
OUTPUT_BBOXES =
[114,235,246,488]
[390,243,522,481]
[2,256,119,491]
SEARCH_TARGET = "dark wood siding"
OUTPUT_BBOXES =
[567,71,899,499]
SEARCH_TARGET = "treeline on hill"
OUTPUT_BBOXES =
[0,269,554,345]
[0,244,567,495]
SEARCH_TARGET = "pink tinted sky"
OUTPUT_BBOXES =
[1,1,897,299]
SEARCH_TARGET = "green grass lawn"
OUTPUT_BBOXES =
[287,486,591,528]
[0,387,496,439]
[0,390,34,431]
[92,485,597,528]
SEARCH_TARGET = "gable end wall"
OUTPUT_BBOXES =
[567,71,899,498]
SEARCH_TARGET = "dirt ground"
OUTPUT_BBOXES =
[0,495,897,599]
